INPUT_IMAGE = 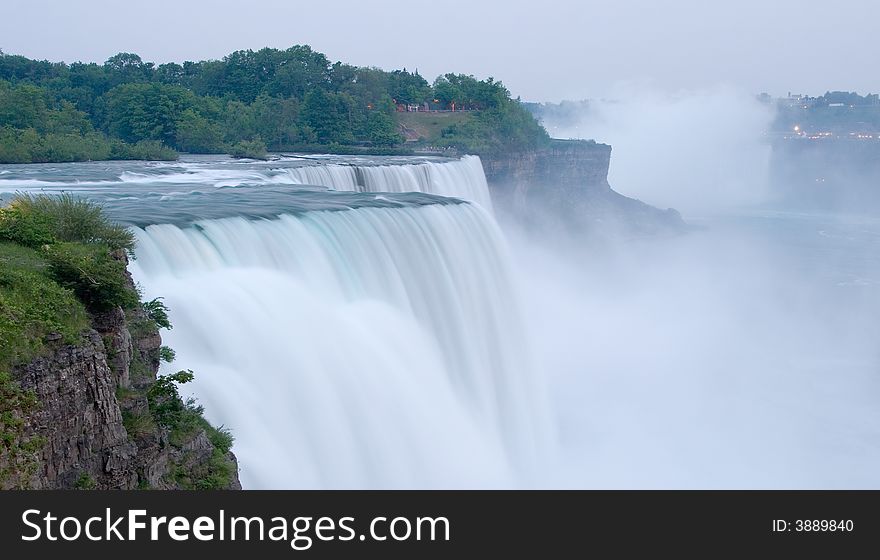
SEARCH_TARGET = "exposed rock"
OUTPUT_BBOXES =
[9,331,137,489]
[3,252,241,490]
[482,139,686,236]
[92,306,132,389]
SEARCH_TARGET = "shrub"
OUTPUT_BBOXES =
[74,472,96,490]
[0,200,56,248]
[109,139,178,161]
[0,194,135,253]
[143,298,172,330]
[229,138,267,160]
[158,346,176,363]
[122,409,156,439]
[0,127,113,164]
[147,369,236,489]
[147,369,195,429]
[45,242,139,311]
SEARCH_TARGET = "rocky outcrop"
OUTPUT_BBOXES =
[481,139,685,236]
[11,332,137,489]
[482,139,613,200]
[3,258,241,491]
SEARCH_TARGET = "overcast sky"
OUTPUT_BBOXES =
[1,0,876,101]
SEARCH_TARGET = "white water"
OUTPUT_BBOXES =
[130,203,549,488]
[355,156,494,210]
[0,155,493,211]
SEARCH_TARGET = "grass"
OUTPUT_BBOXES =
[0,193,135,253]
[0,194,237,490]
[122,408,157,439]
[0,194,139,314]
[0,242,89,371]
[394,111,475,143]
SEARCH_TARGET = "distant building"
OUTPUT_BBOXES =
[783,93,817,108]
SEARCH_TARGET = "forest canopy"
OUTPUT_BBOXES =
[0,46,548,162]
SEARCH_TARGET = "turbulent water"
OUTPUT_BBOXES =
[2,151,879,489]
[0,154,546,488]
[131,204,549,488]
[0,153,493,211]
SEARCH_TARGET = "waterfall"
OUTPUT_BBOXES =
[0,155,493,211]
[130,202,549,488]
[278,155,493,211]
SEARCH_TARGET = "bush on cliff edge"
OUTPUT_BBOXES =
[0,194,138,313]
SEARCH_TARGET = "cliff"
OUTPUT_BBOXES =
[1,255,241,490]
[481,139,685,235]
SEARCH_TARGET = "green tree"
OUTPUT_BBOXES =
[252,94,301,149]
[0,81,49,130]
[389,69,431,105]
[103,83,195,146]
[104,52,153,86]
[364,95,402,146]
[301,90,357,144]
[174,109,224,153]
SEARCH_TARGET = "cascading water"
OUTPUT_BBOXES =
[0,153,546,488]
[129,201,549,489]
[0,154,493,211]
[266,155,494,210]
[354,156,494,210]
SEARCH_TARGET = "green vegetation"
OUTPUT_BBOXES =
[147,369,236,489]
[0,194,139,315]
[0,47,549,161]
[74,471,97,490]
[0,194,139,487]
[395,111,474,142]
[108,139,177,161]
[0,194,134,252]
[0,242,89,370]
[158,346,176,363]
[142,298,172,330]
[229,138,268,160]
[0,194,237,489]
[121,407,157,439]
[0,371,45,488]
[45,242,138,312]
[437,97,549,154]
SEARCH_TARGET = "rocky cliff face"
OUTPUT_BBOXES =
[481,139,684,235]
[2,260,241,490]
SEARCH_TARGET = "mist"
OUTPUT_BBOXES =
[507,212,880,488]
[539,88,775,214]
[511,90,880,488]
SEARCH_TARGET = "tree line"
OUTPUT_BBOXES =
[0,46,548,163]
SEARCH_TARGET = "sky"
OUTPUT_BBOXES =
[1,0,877,101]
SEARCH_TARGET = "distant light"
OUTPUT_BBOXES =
[793,125,800,132]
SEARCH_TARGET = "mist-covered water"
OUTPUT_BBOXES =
[536,88,775,213]
[526,89,880,488]
[513,210,880,488]
[2,138,878,488]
